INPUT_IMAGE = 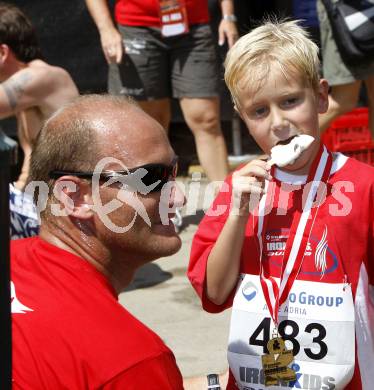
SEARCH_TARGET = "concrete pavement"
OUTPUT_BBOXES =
[118,176,232,381]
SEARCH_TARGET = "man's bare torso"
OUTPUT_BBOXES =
[0,60,79,189]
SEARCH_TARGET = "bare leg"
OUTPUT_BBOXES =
[364,76,374,138]
[179,97,228,182]
[137,98,171,131]
[319,81,362,132]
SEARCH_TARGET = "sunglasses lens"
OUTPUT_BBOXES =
[141,163,177,192]
[140,166,166,191]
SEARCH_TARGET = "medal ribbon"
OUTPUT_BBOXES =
[256,145,332,326]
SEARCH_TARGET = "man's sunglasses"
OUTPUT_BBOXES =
[48,156,178,194]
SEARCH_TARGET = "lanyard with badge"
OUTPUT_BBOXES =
[158,0,189,37]
[254,145,333,386]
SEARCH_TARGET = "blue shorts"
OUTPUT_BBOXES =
[9,184,39,240]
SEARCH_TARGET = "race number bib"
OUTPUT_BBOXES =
[159,0,189,37]
[228,274,355,390]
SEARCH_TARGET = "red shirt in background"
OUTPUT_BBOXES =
[115,0,210,27]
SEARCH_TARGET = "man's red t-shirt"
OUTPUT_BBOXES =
[11,237,183,389]
[115,0,210,27]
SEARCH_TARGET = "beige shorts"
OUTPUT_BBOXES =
[317,0,374,86]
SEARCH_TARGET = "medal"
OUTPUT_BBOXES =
[261,332,296,386]
[254,145,333,386]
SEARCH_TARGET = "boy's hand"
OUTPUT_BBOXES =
[230,159,272,216]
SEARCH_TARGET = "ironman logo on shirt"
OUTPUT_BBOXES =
[263,225,338,277]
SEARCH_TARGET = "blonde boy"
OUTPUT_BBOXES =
[188,20,374,390]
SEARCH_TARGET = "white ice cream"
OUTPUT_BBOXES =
[270,134,315,167]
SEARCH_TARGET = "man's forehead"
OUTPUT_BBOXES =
[94,122,172,167]
[88,107,158,137]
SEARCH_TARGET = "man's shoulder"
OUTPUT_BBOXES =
[11,237,35,255]
[27,59,60,72]
[27,60,75,86]
[19,60,78,114]
[5,60,77,101]
[93,311,182,388]
[103,348,182,389]
[99,304,173,358]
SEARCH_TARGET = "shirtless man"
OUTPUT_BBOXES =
[0,3,78,189]
[0,3,78,238]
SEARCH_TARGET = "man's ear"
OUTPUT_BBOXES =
[51,176,94,219]
[0,44,10,65]
[318,79,329,114]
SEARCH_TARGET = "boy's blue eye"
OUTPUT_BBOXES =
[283,97,299,107]
[254,107,267,117]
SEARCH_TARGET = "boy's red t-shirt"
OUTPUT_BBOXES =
[188,155,374,390]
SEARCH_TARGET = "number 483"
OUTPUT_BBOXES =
[249,317,328,360]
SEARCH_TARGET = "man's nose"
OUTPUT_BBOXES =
[158,181,186,226]
[170,182,186,208]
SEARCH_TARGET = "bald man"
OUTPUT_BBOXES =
[11,95,185,389]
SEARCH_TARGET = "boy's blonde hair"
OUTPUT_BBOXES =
[224,19,320,108]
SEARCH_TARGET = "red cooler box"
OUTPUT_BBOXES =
[322,107,373,166]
